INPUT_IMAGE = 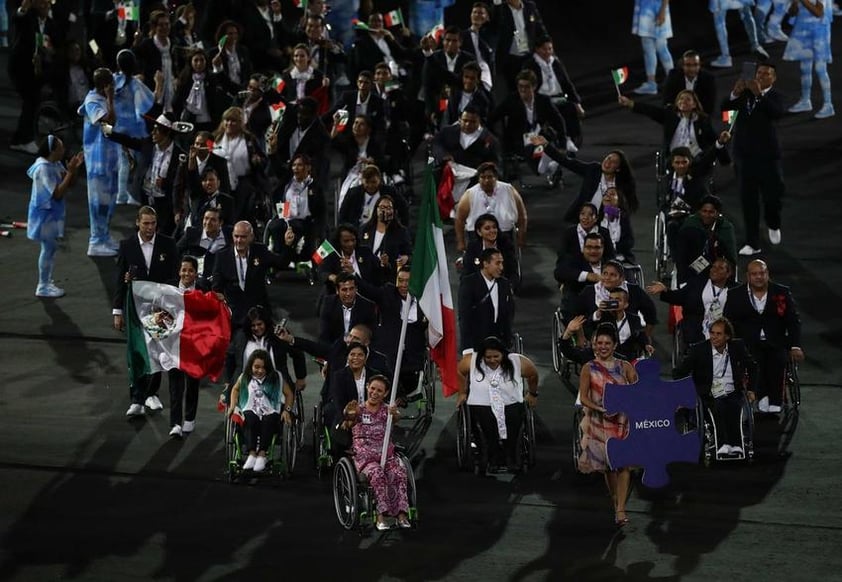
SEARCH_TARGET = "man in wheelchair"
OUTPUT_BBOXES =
[673,318,758,457]
[456,336,539,473]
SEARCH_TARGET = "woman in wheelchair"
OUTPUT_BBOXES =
[341,375,410,531]
[598,187,636,264]
[456,336,539,473]
[673,318,758,457]
[228,349,294,472]
[460,214,520,285]
[577,323,638,526]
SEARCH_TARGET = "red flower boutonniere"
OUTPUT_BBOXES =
[774,294,786,317]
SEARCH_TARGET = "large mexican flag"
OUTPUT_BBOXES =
[409,164,458,397]
[126,282,232,386]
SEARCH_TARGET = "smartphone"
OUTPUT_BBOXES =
[274,318,288,335]
[601,299,620,310]
[740,61,756,81]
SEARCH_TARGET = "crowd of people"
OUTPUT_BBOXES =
[14,0,817,529]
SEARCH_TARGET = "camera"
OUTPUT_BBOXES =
[600,299,620,311]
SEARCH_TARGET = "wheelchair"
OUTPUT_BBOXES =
[653,151,676,283]
[550,307,584,393]
[699,393,755,465]
[784,360,801,410]
[225,409,301,483]
[332,450,418,532]
[455,397,537,475]
[400,348,437,421]
[311,399,336,479]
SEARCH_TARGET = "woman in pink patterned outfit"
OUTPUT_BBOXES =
[343,375,410,531]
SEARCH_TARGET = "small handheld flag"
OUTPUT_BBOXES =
[611,66,629,97]
[722,110,738,130]
[312,240,338,264]
[218,34,228,50]
[272,76,286,94]
[384,9,404,27]
[269,101,287,123]
[352,19,370,31]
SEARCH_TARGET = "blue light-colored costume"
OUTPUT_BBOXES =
[79,90,120,246]
[783,0,834,112]
[27,156,66,289]
[113,73,155,203]
[755,0,789,40]
[633,0,674,79]
[709,0,762,55]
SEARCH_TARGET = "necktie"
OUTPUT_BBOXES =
[237,255,246,290]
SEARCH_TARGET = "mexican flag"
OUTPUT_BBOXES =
[269,101,286,123]
[312,240,337,264]
[409,164,458,397]
[272,76,286,94]
[611,66,629,85]
[384,9,404,27]
[722,110,738,126]
[126,282,231,387]
[117,2,140,21]
[428,23,445,44]
[352,19,370,31]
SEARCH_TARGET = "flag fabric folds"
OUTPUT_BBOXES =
[409,164,458,397]
[611,66,629,85]
[312,240,338,264]
[126,282,231,387]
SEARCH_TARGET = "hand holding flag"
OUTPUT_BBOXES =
[611,66,629,98]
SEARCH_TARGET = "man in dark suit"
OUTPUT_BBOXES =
[422,26,475,129]
[211,220,291,327]
[176,207,233,284]
[490,69,568,174]
[338,165,410,227]
[186,131,231,208]
[722,63,785,255]
[492,0,547,91]
[327,71,387,136]
[348,12,411,80]
[554,232,605,318]
[271,97,331,185]
[297,14,345,83]
[431,105,502,170]
[241,0,293,73]
[319,273,379,345]
[663,50,718,117]
[443,62,493,125]
[723,260,803,413]
[674,318,758,455]
[458,248,515,352]
[113,206,180,417]
[461,2,495,92]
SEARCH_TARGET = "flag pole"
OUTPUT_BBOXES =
[612,71,622,98]
[380,293,411,468]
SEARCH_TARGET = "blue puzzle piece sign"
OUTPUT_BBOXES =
[604,358,700,488]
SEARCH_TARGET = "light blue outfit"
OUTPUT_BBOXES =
[709,0,762,54]
[79,90,120,246]
[113,73,155,203]
[0,0,8,48]
[632,0,675,78]
[326,0,360,50]
[755,0,789,40]
[783,0,833,112]
[27,157,66,289]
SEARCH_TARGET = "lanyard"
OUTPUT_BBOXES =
[714,352,730,378]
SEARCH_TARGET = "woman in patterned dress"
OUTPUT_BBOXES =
[578,323,639,526]
[343,375,410,531]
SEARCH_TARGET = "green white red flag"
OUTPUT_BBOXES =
[611,66,629,85]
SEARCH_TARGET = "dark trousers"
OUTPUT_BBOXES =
[707,391,745,447]
[750,341,787,406]
[735,157,784,247]
[470,403,524,466]
[10,72,40,144]
[243,411,280,452]
[130,372,162,405]
[168,369,200,427]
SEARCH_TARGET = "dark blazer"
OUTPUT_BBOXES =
[599,212,635,262]
[224,328,306,386]
[723,282,802,349]
[113,234,180,311]
[292,336,392,390]
[674,339,758,399]
[461,27,495,74]
[134,36,176,94]
[172,71,234,125]
[431,124,501,169]
[560,316,649,362]
[273,113,331,175]
[462,237,520,286]
[629,101,728,164]
[106,132,186,212]
[522,54,581,104]
[553,255,602,297]
[359,222,413,269]
[663,68,717,117]
[662,142,722,211]
[349,31,410,79]
[575,284,659,327]
[319,294,379,345]
[207,45,254,90]
[189,191,237,229]
[331,130,387,175]
[276,176,327,234]
[328,90,387,136]
[492,0,546,60]
[549,155,609,223]
[240,3,293,69]
[211,243,291,325]
[556,225,616,266]
[339,184,410,227]
[278,67,327,105]
[422,49,475,118]
[721,86,785,160]
[658,278,736,346]
[357,280,428,372]
[318,246,386,294]
[458,273,515,351]
[176,225,233,280]
[327,365,379,426]
[444,88,493,125]
[187,153,232,211]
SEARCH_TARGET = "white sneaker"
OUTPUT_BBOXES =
[766,27,788,42]
[35,284,65,298]
[814,104,836,119]
[126,403,145,417]
[730,446,744,455]
[169,425,183,438]
[717,444,732,455]
[10,141,38,155]
[739,244,761,256]
[788,99,813,113]
[253,456,267,472]
[767,404,782,413]
[243,454,257,470]
[565,137,579,153]
[768,229,781,245]
[87,243,118,257]
[182,420,196,433]
[757,395,770,413]
[710,55,733,68]
[104,238,121,251]
[145,395,164,411]
[632,81,658,95]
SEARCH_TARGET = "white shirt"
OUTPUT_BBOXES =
[701,280,728,339]
[750,288,768,340]
[670,116,701,158]
[235,249,248,290]
[534,54,562,97]
[464,181,519,233]
[445,52,459,73]
[145,141,174,197]
[482,273,499,322]
[138,233,155,270]
[578,262,602,283]
[342,303,353,336]
[591,174,614,208]
[509,5,529,55]
[459,127,482,150]
[201,229,227,254]
[356,93,370,116]
[360,192,380,225]
[289,123,311,158]
[711,346,735,398]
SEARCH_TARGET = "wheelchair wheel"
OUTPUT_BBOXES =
[671,324,685,370]
[294,391,306,450]
[551,309,564,375]
[785,360,801,410]
[572,407,584,472]
[36,101,66,142]
[512,332,524,355]
[653,212,672,282]
[623,264,644,287]
[423,351,437,415]
[518,404,537,472]
[455,404,472,471]
[399,452,419,526]
[742,397,755,463]
[312,403,331,477]
[283,419,297,476]
[225,416,241,483]
[333,456,359,531]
